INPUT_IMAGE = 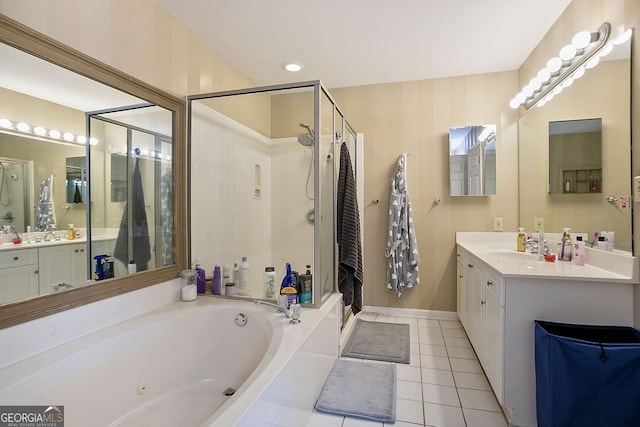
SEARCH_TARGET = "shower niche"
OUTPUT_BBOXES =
[188,81,361,309]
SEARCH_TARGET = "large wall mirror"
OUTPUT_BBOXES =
[0,16,186,328]
[519,31,632,252]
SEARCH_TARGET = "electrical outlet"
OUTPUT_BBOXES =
[534,217,544,231]
[493,217,503,232]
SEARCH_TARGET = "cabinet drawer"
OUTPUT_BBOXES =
[484,268,504,306]
[0,248,38,268]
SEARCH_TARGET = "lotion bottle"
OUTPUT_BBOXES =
[239,256,249,294]
[572,236,585,266]
[517,227,526,252]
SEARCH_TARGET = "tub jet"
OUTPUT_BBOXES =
[223,387,236,396]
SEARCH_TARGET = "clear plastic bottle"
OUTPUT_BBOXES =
[212,264,221,295]
[67,224,76,240]
[222,262,229,286]
[517,227,526,252]
[239,256,249,294]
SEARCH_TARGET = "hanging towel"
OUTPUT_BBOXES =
[160,170,173,266]
[385,154,420,299]
[36,175,56,231]
[337,142,363,314]
[73,181,83,203]
[114,158,151,271]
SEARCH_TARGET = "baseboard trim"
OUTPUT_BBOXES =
[362,305,459,321]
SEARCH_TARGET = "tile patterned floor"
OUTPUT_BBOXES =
[305,312,509,427]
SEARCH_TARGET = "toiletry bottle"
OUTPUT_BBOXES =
[298,264,313,304]
[195,260,206,294]
[264,266,275,299]
[517,228,526,252]
[538,228,545,260]
[572,236,585,266]
[128,260,137,274]
[560,227,572,261]
[67,224,76,240]
[280,262,297,308]
[222,262,230,286]
[564,179,571,193]
[212,264,222,295]
[239,256,249,294]
[233,262,239,286]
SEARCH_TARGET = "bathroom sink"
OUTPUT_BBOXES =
[486,250,539,260]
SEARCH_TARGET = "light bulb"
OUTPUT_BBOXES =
[63,132,74,141]
[515,92,526,104]
[572,31,593,49]
[585,56,600,69]
[536,99,547,108]
[16,122,30,132]
[552,85,563,96]
[573,67,585,79]
[282,62,303,72]
[509,98,520,109]
[613,29,632,45]
[559,44,577,61]
[49,129,61,138]
[89,137,99,145]
[561,77,574,88]
[523,84,534,97]
[0,118,12,128]
[34,126,46,136]
[598,44,613,58]
[537,68,551,83]
[529,77,542,91]
[76,135,87,144]
[546,57,562,73]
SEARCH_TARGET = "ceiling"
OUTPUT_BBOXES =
[153,0,572,89]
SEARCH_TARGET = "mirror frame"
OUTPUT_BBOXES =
[0,15,187,329]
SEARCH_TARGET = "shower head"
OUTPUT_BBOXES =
[297,123,314,147]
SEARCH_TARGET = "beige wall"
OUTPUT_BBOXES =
[331,73,520,311]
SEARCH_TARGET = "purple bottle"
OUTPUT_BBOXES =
[195,261,206,294]
[212,264,222,295]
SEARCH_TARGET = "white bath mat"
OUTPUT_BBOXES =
[315,359,396,423]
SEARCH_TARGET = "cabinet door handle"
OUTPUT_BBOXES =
[487,280,493,286]
[480,300,486,305]
[74,249,79,253]
[468,263,474,268]
[459,274,463,279]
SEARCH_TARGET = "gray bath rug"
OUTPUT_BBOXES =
[315,359,396,423]
[341,319,410,363]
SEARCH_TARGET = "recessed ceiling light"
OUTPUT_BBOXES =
[282,62,303,72]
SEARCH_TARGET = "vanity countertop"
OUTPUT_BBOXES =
[457,232,639,284]
[0,234,115,253]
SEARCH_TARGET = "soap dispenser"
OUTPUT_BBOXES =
[517,228,526,252]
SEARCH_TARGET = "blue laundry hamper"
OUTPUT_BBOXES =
[534,320,640,427]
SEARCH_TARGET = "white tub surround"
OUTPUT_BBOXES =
[456,232,638,427]
[0,292,342,427]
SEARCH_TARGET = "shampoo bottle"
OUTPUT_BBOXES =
[298,264,313,304]
[572,236,585,266]
[263,266,276,299]
[222,262,230,286]
[212,264,221,295]
[233,262,240,285]
[517,228,526,252]
[239,256,249,294]
[195,260,206,294]
[280,262,298,308]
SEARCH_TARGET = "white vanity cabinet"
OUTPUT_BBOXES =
[0,248,39,304]
[38,242,88,293]
[456,232,637,427]
[456,247,504,403]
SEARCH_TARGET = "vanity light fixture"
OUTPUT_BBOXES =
[0,117,98,146]
[510,22,613,110]
[282,61,303,72]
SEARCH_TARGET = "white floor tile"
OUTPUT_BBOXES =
[420,343,448,357]
[397,316,419,326]
[304,411,344,427]
[424,402,466,427]
[449,358,483,374]
[422,383,460,406]
[376,315,397,323]
[441,328,468,338]
[419,326,444,337]
[397,364,422,382]
[384,421,424,427]
[457,388,502,412]
[342,417,384,427]
[446,346,477,360]
[462,408,509,427]
[408,352,421,367]
[453,371,491,391]
[443,336,472,349]
[398,379,423,401]
[420,354,451,370]
[421,367,455,387]
[418,318,441,327]
[439,320,463,329]
[396,398,425,425]
[419,334,446,346]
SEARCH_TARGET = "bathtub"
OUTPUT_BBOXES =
[0,296,341,426]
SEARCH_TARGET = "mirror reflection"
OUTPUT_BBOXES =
[449,124,496,196]
[549,118,602,194]
[0,41,175,305]
[519,33,631,252]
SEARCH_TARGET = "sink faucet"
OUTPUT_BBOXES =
[524,238,550,255]
[254,299,291,318]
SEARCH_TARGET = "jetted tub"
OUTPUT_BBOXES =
[0,300,285,426]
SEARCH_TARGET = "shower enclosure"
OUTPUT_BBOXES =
[0,157,33,232]
[188,81,362,310]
